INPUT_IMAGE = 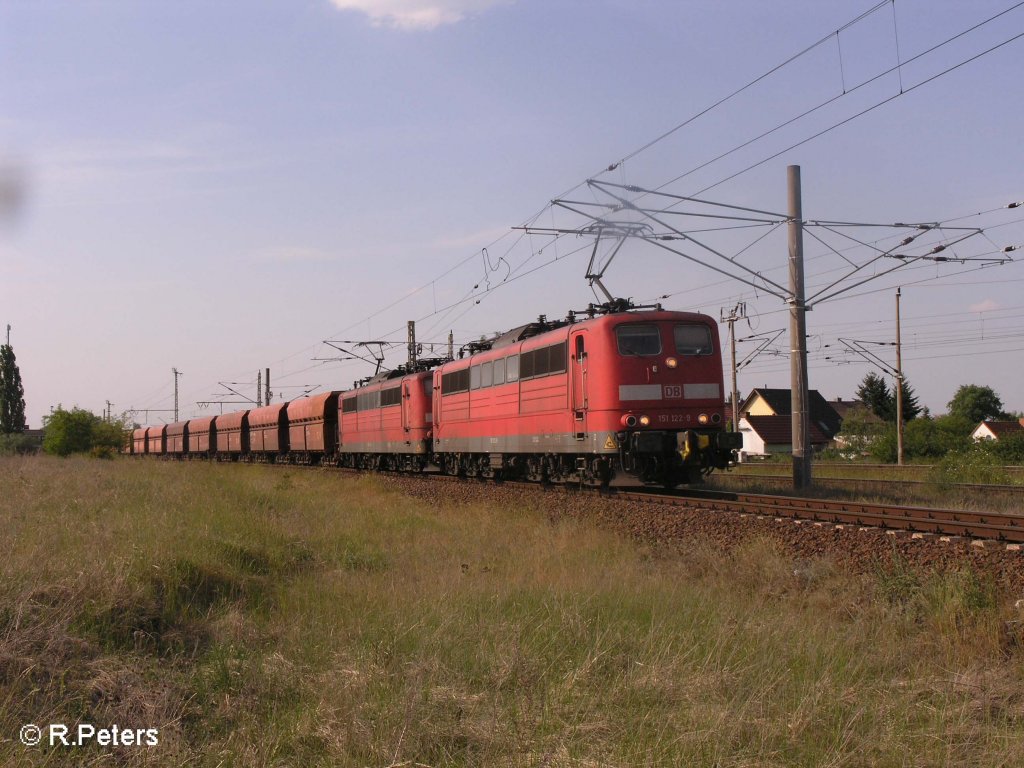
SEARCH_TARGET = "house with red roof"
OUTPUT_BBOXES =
[971,419,1024,441]
[736,388,842,459]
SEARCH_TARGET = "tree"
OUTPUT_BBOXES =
[42,408,95,456]
[856,372,892,421]
[946,384,1009,425]
[896,378,922,422]
[0,343,26,433]
[854,372,921,423]
[834,404,887,457]
[42,407,128,457]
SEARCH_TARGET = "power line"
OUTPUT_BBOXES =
[129,4,1024,411]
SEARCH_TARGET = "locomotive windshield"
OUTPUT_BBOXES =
[673,324,714,355]
[616,324,662,356]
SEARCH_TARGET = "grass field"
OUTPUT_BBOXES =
[2,456,1023,766]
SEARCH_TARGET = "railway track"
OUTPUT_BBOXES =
[709,472,1024,496]
[339,465,1024,548]
[615,487,1024,546]
[185,458,1024,550]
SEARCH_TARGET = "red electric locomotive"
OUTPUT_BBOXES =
[432,307,740,487]
[338,371,433,471]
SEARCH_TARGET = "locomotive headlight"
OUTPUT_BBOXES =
[698,413,709,425]
[665,357,678,369]
[639,415,651,426]
[621,414,638,428]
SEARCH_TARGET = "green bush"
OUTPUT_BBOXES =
[979,433,1024,463]
[927,447,1010,488]
[42,407,128,457]
[869,416,973,463]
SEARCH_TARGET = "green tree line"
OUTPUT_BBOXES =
[839,377,1022,463]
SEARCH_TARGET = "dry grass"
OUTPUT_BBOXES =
[1,455,1023,766]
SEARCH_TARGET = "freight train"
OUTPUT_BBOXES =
[130,305,742,487]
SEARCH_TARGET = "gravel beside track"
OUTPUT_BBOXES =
[381,473,1024,595]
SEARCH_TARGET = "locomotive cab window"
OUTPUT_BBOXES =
[616,324,661,356]
[673,324,714,355]
[506,355,519,382]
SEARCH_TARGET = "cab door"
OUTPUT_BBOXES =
[571,331,588,437]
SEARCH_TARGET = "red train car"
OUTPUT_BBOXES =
[338,372,432,471]
[188,416,217,456]
[432,309,739,486]
[165,421,189,456]
[248,403,288,461]
[287,392,340,464]
[216,410,248,458]
[146,425,166,455]
[132,427,148,455]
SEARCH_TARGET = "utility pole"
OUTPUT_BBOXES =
[721,302,746,431]
[257,370,263,407]
[448,331,454,361]
[172,367,183,422]
[105,400,113,422]
[895,287,904,466]
[265,368,271,404]
[788,165,811,490]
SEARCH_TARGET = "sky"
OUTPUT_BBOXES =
[1,0,1022,427]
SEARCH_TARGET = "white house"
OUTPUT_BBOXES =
[971,419,1024,441]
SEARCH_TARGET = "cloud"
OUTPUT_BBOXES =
[327,0,509,30]
[969,298,999,313]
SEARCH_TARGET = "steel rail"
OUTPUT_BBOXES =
[617,488,1024,543]
[710,473,1024,495]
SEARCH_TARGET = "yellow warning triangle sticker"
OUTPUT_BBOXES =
[603,434,617,449]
